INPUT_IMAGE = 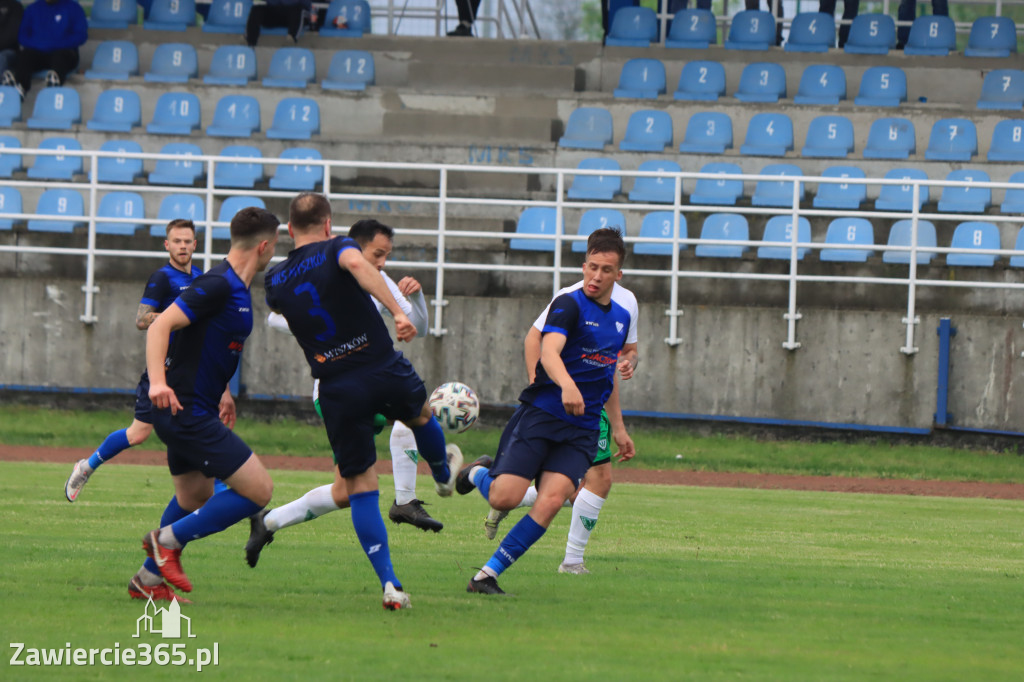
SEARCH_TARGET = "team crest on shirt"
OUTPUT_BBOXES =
[615,322,624,334]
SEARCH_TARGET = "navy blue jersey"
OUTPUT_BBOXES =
[165,261,253,419]
[140,263,202,312]
[264,236,398,379]
[519,289,633,429]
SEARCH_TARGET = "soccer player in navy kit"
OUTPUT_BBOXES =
[139,207,281,597]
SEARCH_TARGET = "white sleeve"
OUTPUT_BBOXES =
[267,311,293,335]
[533,283,579,331]
[625,292,639,345]
[371,272,414,318]
[405,289,429,333]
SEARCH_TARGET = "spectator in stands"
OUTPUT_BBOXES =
[1,0,87,99]
[447,0,481,37]
[0,0,23,80]
[896,0,948,48]
[246,0,312,46]
[819,0,859,47]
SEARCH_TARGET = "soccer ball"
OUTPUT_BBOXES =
[429,381,480,433]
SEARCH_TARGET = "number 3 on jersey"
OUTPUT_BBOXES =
[294,283,336,341]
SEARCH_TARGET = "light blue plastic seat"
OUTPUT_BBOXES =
[802,115,854,158]
[864,117,916,159]
[510,207,559,251]
[740,113,794,157]
[27,137,82,180]
[619,110,673,152]
[629,160,682,204]
[26,87,81,130]
[322,50,375,91]
[213,145,264,189]
[567,158,621,201]
[751,164,804,207]
[1000,171,1024,213]
[1010,227,1024,267]
[573,209,627,253]
[794,65,846,105]
[904,16,956,56]
[854,66,907,107]
[724,10,775,50]
[947,222,1000,267]
[757,215,811,260]
[925,119,977,162]
[28,189,85,233]
[85,41,139,80]
[813,166,866,209]
[673,61,725,101]
[0,135,24,177]
[978,70,1024,110]
[144,0,196,30]
[320,0,371,37]
[270,148,324,191]
[206,95,261,138]
[153,194,205,236]
[204,46,257,86]
[691,162,743,205]
[0,86,21,126]
[635,212,686,255]
[216,196,266,239]
[202,0,252,33]
[988,120,1024,162]
[605,6,657,47]
[876,168,929,212]
[147,93,201,135]
[695,213,749,258]
[735,62,786,103]
[784,12,835,52]
[844,14,896,54]
[820,218,875,262]
[89,0,138,28]
[266,97,320,139]
[965,17,1017,58]
[938,169,991,214]
[149,143,204,186]
[92,140,144,183]
[882,220,937,264]
[665,9,716,49]
[679,112,732,154]
[86,89,141,133]
[559,107,613,150]
[263,47,316,88]
[0,186,21,230]
[145,44,198,83]
[96,192,145,235]
[614,59,666,99]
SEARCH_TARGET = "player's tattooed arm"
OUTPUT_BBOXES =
[136,303,160,330]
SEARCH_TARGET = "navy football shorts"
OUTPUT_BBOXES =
[491,403,597,490]
[133,373,154,424]
[154,410,253,480]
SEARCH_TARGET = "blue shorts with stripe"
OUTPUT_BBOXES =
[491,403,597,490]
[153,410,252,480]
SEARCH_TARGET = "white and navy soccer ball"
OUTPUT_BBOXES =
[429,381,480,434]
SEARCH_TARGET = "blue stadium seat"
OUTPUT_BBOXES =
[213,145,265,189]
[573,209,627,252]
[904,16,956,56]
[204,46,257,85]
[784,12,835,52]
[977,70,1024,110]
[965,17,1017,58]
[665,9,716,49]
[619,110,673,152]
[147,93,201,135]
[751,163,804,207]
[86,89,141,133]
[605,6,657,47]
[690,162,743,205]
[27,137,82,180]
[673,60,725,101]
[938,169,991,214]
[206,95,261,137]
[678,111,732,154]
[820,218,874,262]
[510,207,559,251]
[203,0,252,33]
[864,117,916,159]
[635,211,686,255]
[876,168,929,211]
[154,194,205,236]
[614,59,666,100]
[629,160,682,204]
[89,0,138,28]
[925,118,977,162]
[263,47,316,88]
[0,186,21,230]
[813,166,866,209]
[724,10,775,50]
[1010,227,1024,267]
[28,189,85,233]
[0,86,21,127]
[95,192,145,235]
[267,97,321,139]
[145,44,198,83]
[26,87,81,130]
[844,14,896,54]
[92,140,144,183]
[322,50,375,91]
[801,115,854,158]
[882,220,937,265]
[735,62,786,103]
[320,0,372,37]
[149,143,204,185]
[1000,171,1024,213]
[270,148,323,191]
[854,66,907,107]
[988,120,1024,162]
[947,222,1000,267]
[567,158,621,201]
[85,41,139,80]
[559,107,613,150]
[216,196,266,239]
[740,113,793,157]
[695,213,749,258]
[757,215,811,260]
[794,65,846,105]
[144,0,196,30]
[0,135,24,177]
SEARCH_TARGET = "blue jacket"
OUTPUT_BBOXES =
[19,0,88,52]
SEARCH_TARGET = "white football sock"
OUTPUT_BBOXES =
[517,486,538,508]
[265,484,340,532]
[158,526,182,549]
[390,422,420,506]
[563,487,605,565]
[136,565,163,587]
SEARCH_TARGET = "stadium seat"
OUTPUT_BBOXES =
[605,6,657,47]
[965,17,1017,58]
[559,107,613,150]
[320,0,372,37]
[0,86,21,127]
[269,147,323,191]
[510,207,559,251]
[784,12,835,52]
[619,110,673,152]
[751,164,804,207]
[690,162,743,205]
[820,218,875,262]
[145,44,198,83]
[147,93,201,135]
[86,89,141,133]
[204,46,257,86]
[724,10,775,50]
[854,66,907,107]
[882,220,937,265]
[216,196,266,239]
[977,70,1024,110]
[0,186,21,230]
[925,119,977,162]
[92,140,144,183]
[844,14,896,54]
[89,0,138,28]
[573,209,627,252]
[28,189,85,233]
[26,87,81,130]
[988,120,1024,162]
[1000,171,1024,213]
[740,113,794,157]
[665,9,716,49]
[875,168,929,212]
[567,158,621,201]
[903,16,956,56]
[673,61,725,101]
[801,115,854,158]
[735,62,786,103]
[634,211,686,255]
[322,50,375,91]
[213,145,265,189]
[154,194,206,236]
[0,135,24,177]
[863,118,916,159]
[678,112,732,154]
[85,41,139,80]
[27,137,82,180]
[202,0,252,33]
[614,59,666,100]
[143,0,196,30]
[757,215,811,260]
[263,47,317,88]
[95,192,145,235]
[695,213,749,258]
[794,65,846,105]
[947,222,1000,267]
[149,143,204,186]
[206,95,261,138]
[813,166,866,210]
[266,98,321,140]
[629,160,682,204]
[1010,228,1024,267]
[937,169,991,214]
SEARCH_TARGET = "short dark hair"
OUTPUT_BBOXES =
[288,192,331,233]
[586,227,626,266]
[348,219,394,246]
[165,218,195,238]
[230,207,280,247]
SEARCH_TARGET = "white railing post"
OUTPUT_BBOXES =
[430,167,448,337]
[80,153,99,324]
[203,158,216,272]
[901,182,922,355]
[552,170,565,298]
[782,175,801,350]
[664,173,683,346]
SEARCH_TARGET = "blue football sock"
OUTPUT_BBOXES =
[350,490,400,589]
[88,428,131,469]
[170,488,262,548]
[471,467,493,501]
[144,495,190,575]
[213,479,229,494]
[410,417,449,483]
[484,514,546,577]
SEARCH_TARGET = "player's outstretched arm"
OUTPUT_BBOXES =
[604,375,635,462]
[540,331,584,416]
[338,248,416,341]
[524,326,542,384]
[617,342,639,381]
[146,305,190,414]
